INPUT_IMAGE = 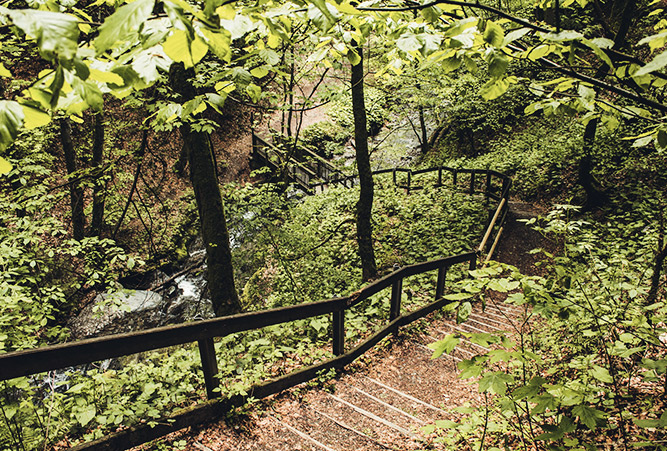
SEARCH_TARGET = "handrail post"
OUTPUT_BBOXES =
[453,169,458,186]
[435,266,448,301]
[393,169,397,186]
[469,253,477,271]
[333,310,345,356]
[470,170,475,194]
[437,167,442,187]
[485,173,491,201]
[390,277,403,321]
[198,338,220,399]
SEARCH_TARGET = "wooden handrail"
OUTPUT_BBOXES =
[0,133,512,451]
[68,252,478,451]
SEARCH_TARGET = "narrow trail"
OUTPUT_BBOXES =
[143,299,528,451]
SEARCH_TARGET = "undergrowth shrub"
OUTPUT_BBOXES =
[426,201,667,450]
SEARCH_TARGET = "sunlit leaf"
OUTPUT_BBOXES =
[428,334,460,358]
[7,9,79,62]
[635,49,667,76]
[94,0,155,54]
[0,100,24,152]
[22,105,51,129]
[483,21,504,47]
[0,157,12,175]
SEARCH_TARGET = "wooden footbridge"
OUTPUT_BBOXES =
[0,136,512,451]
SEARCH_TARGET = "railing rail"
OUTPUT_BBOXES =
[0,134,512,451]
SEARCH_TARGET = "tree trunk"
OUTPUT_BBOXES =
[418,105,429,154]
[59,118,85,241]
[351,43,377,281]
[169,63,241,317]
[91,112,105,237]
[577,0,634,210]
[579,119,608,210]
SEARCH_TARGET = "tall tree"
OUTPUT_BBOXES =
[351,42,377,281]
[169,62,241,317]
[59,118,85,241]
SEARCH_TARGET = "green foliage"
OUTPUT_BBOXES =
[427,201,667,449]
[326,87,389,137]
[300,121,349,158]
[226,178,485,311]
[428,75,538,158]
[0,130,136,353]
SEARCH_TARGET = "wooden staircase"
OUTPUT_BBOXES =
[154,301,525,451]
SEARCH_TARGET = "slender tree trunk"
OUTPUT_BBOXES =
[418,105,429,154]
[169,63,241,316]
[59,118,85,241]
[351,43,377,281]
[286,46,295,138]
[91,112,105,237]
[579,119,608,209]
[577,0,634,209]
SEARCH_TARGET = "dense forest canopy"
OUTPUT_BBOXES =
[0,0,666,448]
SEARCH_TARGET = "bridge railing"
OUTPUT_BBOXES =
[0,135,512,451]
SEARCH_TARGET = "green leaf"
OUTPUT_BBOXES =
[94,0,155,54]
[0,100,25,152]
[480,77,514,100]
[458,358,483,379]
[259,49,280,66]
[590,365,613,383]
[0,63,11,78]
[502,28,530,47]
[22,105,51,129]
[444,292,472,300]
[434,419,459,429]
[483,21,504,47]
[634,411,667,428]
[246,83,261,103]
[478,371,514,395]
[428,334,460,358]
[512,376,546,400]
[635,50,667,76]
[573,404,604,429]
[73,78,104,111]
[540,30,583,42]
[7,9,79,62]
[397,33,422,53]
[531,394,557,414]
[526,44,552,61]
[638,30,667,52]
[74,404,97,427]
[657,129,667,150]
[200,29,232,62]
[163,30,208,68]
[487,50,509,78]
[250,66,269,78]
[89,69,124,85]
[457,301,472,323]
[441,56,462,73]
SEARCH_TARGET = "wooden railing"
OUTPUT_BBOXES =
[0,138,511,451]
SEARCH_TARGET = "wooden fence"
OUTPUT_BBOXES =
[0,138,511,450]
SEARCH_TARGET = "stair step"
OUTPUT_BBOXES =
[275,399,388,451]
